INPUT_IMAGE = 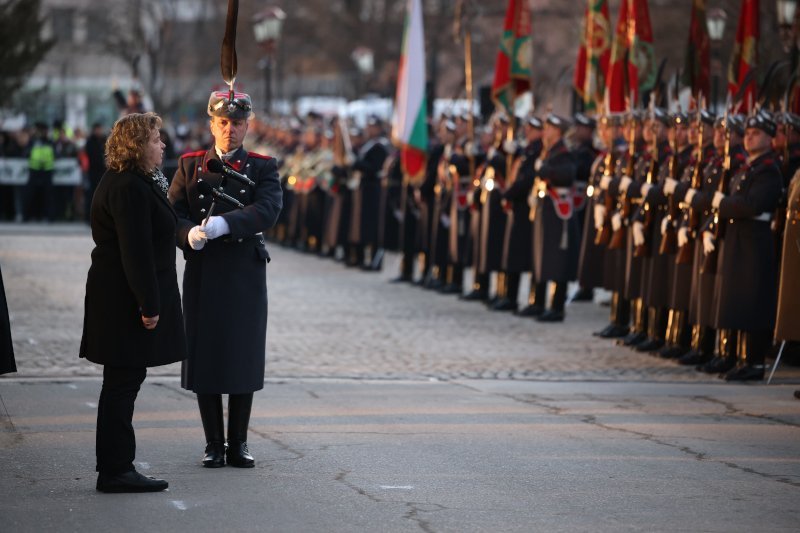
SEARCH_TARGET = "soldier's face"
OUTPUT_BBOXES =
[210,116,248,152]
[713,126,725,150]
[744,128,772,156]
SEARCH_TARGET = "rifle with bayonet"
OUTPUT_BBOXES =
[675,107,707,265]
[633,99,660,258]
[608,110,637,250]
[701,108,732,275]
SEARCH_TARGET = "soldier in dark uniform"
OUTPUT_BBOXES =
[492,116,542,312]
[658,110,716,359]
[168,91,283,467]
[530,115,579,322]
[569,113,598,302]
[629,109,679,352]
[353,116,390,270]
[425,119,458,289]
[704,113,782,381]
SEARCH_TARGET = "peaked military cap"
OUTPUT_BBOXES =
[545,113,571,132]
[207,90,253,120]
[573,112,597,129]
[526,116,543,129]
[746,112,777,137]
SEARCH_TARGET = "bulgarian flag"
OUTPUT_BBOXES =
[574,0,611,113]
[682,0,710,102]
[605,0,655,112]
[392,0,427,179]
[491,0,532,116]
[728,0,759,111]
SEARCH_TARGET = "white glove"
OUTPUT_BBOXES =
[685,188,697,205]
[534,158,543,172]
[593,203,607,230]
[503,139,517,154]
[712,191,725,209]
[599,175,612,190]
[664,178,678,195]
[611,212,622,232]
[440,214,451,228]
[641,182,653,198]
[202,215,230,240]
[702,231,715,255]
[464,142,478,158]
[619,176,632,193]
[677,226,689,248]
[660,216,670,236]
[632,221,645,247]
[188,225,207,250]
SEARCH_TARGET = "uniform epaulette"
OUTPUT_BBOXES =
[248,152,273,161]
[180,150,207,159]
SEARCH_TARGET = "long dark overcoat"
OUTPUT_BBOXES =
[713,152,782,332]
[577,152,608,289]
[532,140,579,283]
[80,169,186,368]
[169,146,282,394]
[355,137,389,248]
[501,145,539,274]
[776,172,800,341]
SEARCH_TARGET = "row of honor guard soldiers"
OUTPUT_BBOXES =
[584,105,800,382]
[262,106,800,383]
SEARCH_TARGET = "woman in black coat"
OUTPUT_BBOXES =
[80,112,186,492]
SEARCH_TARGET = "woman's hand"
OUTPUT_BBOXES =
[142,314,159,330]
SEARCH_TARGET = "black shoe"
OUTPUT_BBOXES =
[490,298,516,312]
[598,325,630,339]
[424,278,444,290]
[438,283,462,295]
[536,310,564,322]
[390,275,413,284]
[571,287,594,302]
[618,331,648,347]
[677,349,712,366]
[96,470,168,493]
[593,324,615,337]
[698,356,736,374]
[460,290,488,301]
[515,304,544,317]
[202,442,226,468]
[723,365,764,382]
[658,344,689,359]
[635,338,665,353]
[794,390,800,400]
[226,441,255,468]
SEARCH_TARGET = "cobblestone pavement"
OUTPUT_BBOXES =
[1,223,797,382]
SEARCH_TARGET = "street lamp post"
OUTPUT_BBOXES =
[707,8,727,113]
[253,7,286,115]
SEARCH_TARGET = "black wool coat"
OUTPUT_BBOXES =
[169,146,282,394]
[80,170,186,368]
[502,144,540,274]
[355,137,389,247]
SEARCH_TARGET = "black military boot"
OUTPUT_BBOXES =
[227,393,255,468]
[699,329,737,374]
[678,326,715,365]
[571,286,594,302]
[491,272,519,311]
[439,265,464,294]
[517,281,546,317]
[659,311,691,359]
[537,282,567,322]
[197,393,225,468]
[635,307,666,352]
[390,254,414,283]
[595,292,630,338]
[725,330,769,382]
[619,298,647,346]
[461,272,489,301]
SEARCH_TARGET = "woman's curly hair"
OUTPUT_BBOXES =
[105,112,162,173]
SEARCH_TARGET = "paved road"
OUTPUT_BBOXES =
[3,223,795,383]
[1,224,799,532]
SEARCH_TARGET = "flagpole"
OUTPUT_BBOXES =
[465,28,476,179]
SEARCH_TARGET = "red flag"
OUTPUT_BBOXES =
[605,0,655,112]
[574,0,612,113]
[728,0,759,111]
[682,0,710,102]
[491,0,532,115]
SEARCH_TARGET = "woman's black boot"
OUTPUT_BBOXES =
[227,393,255,468]
[197,393,225,468]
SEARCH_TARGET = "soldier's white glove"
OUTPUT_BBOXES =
[599,175,612,190]
[685,188,697,205]
[640,182,653,198]
[712,191,725,209]
[660,216,670,236]
[664,178,678,195]
[632,221,645,247]
[503,139,518,154]
[464,142,478,158]
[611,212,622,232]
[188,225,207,250]
[619,176,632,193]
[202,215,230,240]
[677,226,689,248]
[534,158,543,172]
[440,214,451,228]
[593,203,607,230]
[702,231,715,255]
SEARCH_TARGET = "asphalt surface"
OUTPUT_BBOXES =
[1,223,799,532]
